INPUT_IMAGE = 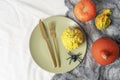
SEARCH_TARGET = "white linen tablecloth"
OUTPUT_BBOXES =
[0,0,67,80]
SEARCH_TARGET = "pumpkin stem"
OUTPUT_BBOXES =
[101,50,110,60]
[83,6,87,12]
[102,54,108,60]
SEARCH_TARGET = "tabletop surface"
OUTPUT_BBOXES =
[1,0,120,80]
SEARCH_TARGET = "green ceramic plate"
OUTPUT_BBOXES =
[29,16,87,73]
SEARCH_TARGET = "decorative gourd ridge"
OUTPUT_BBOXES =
[95,9,112,30]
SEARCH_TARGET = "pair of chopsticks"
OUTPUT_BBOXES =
[39,20,60,68]
[50,22,61,68]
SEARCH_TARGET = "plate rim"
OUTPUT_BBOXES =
[29,15,88,73]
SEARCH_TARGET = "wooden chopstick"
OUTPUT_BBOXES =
[50,22,61,67]
[53,37,61,67]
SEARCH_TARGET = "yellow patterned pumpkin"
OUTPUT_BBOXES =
[61,27,84,50]
[95,9,112,30]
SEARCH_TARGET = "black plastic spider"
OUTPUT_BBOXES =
[66,51,82,64]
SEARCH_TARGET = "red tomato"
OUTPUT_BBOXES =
[74,0,96,22]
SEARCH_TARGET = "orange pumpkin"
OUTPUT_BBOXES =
[92,37,119,65]
[74,0,96,22]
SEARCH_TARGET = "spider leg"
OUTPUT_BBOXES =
[78,59,81,62]
[69,59,72,65]
[68,51,72,56]
[66,57,71,60]
[78,57,82,62]
[77,52,82,56]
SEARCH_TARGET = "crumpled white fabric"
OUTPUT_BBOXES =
[0,0,67,80]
